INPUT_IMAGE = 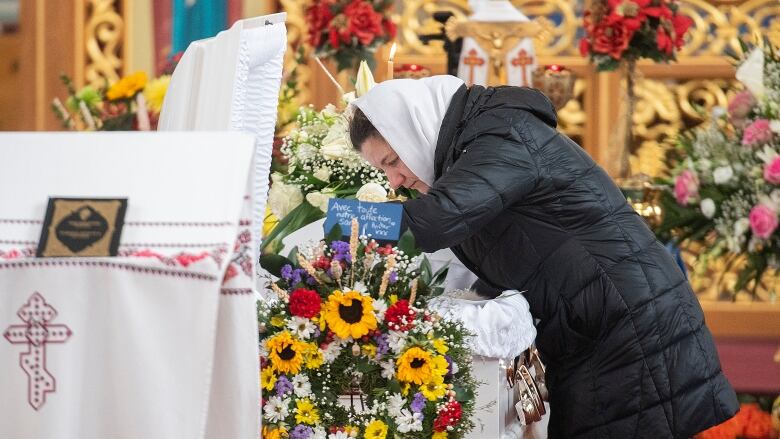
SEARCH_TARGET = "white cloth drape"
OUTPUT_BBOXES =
[0,132,257,439]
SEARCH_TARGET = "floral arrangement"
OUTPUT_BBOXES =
[579,0,693,71]
[656,43,780,294]
[305,0,397,72]
[52,71,171,131]
[263,62,392,254]
[258,220,476,439]
[695,402,778,439]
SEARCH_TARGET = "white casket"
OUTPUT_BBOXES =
[0,132,259,439]
[428,290,548,439]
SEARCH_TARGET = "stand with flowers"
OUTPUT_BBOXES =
[579,0,693,177]
[657,43,780,296]
[259,220,477,439]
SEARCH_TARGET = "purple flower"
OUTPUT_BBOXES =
[290,425,313,439]
[280,264,293,281]
[388,271,398,284]
[313,327,321,338]
[411,392,426,413]
[330,240,352,263]
[445,355,454,377]
[374,333,389,356]
[291,268,308,285]
[275,375,293,396]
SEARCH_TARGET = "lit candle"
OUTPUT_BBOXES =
[387,42,397,80]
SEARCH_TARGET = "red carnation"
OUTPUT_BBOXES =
[305,0,334,48]
[382,17,397,39]
[343,0,384,46]
[385,299,416,331]
[289,288,322,318]
[434,400,463,432]
[671,14,693,49]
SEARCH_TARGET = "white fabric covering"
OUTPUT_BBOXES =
[351,75,464,186]
[0,132,258,439]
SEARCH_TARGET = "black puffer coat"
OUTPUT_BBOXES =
[403,85,738,438]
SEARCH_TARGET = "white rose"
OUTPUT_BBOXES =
[700,198,716,219]
[356,182,388,202]
[341,91,356,105]
[306,189,335,212]
[736,48,765,98]
[313,166,331,182]
[267,174,303,218]
[712,166,733,185]
[734,218,750,237]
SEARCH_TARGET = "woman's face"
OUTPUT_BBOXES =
[360,136,430,193]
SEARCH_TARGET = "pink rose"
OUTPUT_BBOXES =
[749,204,778,239]
[764,157,780,184]
[727,91,756,126]
[742,119,774,147]
[674,169,699,205]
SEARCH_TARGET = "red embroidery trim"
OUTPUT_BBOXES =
[0,240,37,246]
[121,242,229,248]
[4,292,72,410]
[0,260,217,281]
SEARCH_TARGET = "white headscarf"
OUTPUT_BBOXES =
[352,75,465,186]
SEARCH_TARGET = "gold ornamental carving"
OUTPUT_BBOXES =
[84,0,124,88]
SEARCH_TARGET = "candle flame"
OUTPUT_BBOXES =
[388,42,397,61]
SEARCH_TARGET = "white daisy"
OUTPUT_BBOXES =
[395,409,423,433]
[386,392,406,418]
[387,330,408,354]
[380,360,395,380]
[372,298,388,322]
[328,432,350,439]
[263,396,290,423]
[286,316,317,339]
[292,374,312,398]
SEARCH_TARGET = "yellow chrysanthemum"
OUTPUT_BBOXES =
[267,331,305,375]
[142,74,171,114]
[364,419,389,439]
[270,316,286,327]
[295,398,320,425]
[323,290,377,339]
[432,432,447,439]
[260,367,277,391]
[396,346,434,385]
[389,294,398,305]
[304,342,324,369]
[262,426,287,439]
[421,374,447,401]
[431,354,450,378]
[432,338,449,355]
[401,382,410,396]
[106,71,148,100]
[362,343,377,358]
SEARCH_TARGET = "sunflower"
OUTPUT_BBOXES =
[421,374,447,401]
[267,331,306,375]
[323,290,377,339]
[260,367,277,391]
[396,346,434,385]
[364,419,389,439]
[295,398,321,425]
[106,71,148,100]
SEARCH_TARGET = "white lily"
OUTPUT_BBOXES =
[355,60,377,98]
[736,48,765,98]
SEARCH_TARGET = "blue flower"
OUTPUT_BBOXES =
[290,424,313,439]
[275,375,293,396]
[280,264,293,281]
[411,392,426,413]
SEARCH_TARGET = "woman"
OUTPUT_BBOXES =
[348,76,738,438]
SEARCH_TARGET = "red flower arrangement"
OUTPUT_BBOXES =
[305,0,396,72]
[288,288,322,318]
[579,0,693,71]
[384,299,416,331]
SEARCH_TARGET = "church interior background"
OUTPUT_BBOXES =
[1,0,779,435]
